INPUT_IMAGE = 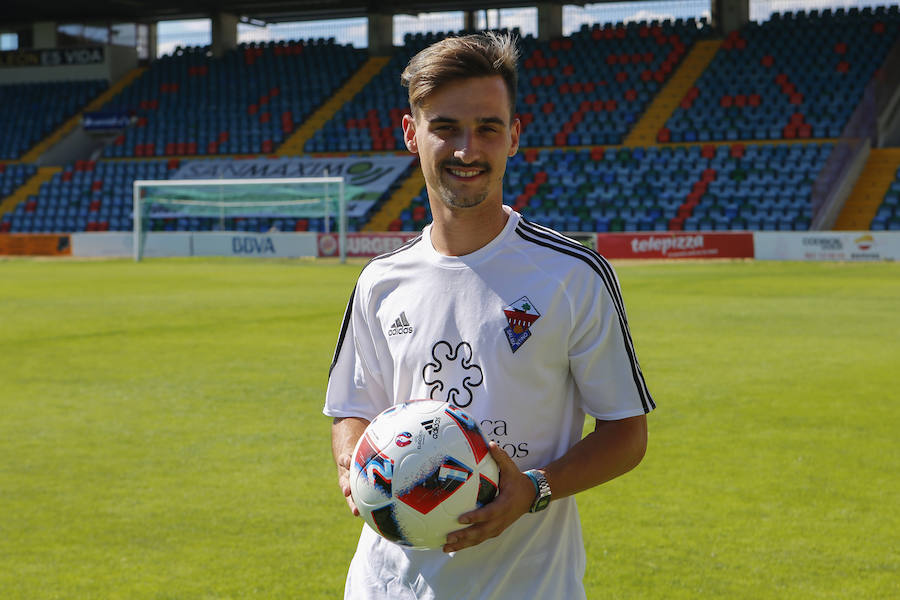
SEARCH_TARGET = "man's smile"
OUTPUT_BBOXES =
[444,162,490,180]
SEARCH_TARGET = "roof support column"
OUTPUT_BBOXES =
[712,0,750,35]
[537,3,562,41]
[32,21,58,49]
[368,12,393,56]
[211,12,238,58]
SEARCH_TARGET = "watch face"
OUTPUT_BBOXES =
[534,495,551,512]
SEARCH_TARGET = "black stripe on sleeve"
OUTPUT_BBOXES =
[515,219,655,413]
[327,234,423,380]
[329,284,356,379]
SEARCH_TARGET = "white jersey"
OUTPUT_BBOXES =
[324,206,654,600]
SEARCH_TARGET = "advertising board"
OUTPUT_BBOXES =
[754,232,899,261]
[595,232,754,259]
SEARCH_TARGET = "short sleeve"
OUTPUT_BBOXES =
[324,283,391,420]
[567,260,654,419]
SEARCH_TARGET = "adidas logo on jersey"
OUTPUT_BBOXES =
[388,312,414,336]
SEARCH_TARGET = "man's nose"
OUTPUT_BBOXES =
[453,130,480,163]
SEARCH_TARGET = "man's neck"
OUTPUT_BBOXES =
[428,200,509,257]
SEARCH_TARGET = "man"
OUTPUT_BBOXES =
[324,32,654,599]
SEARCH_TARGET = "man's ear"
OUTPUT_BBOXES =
[402,113,418,153]
[508,117,522,158]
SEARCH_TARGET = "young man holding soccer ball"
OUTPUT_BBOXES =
[325,32,654,599]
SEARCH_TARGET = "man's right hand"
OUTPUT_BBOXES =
[331,416,370,517]
[336,451,360,516]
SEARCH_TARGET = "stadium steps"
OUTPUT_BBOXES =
[364,168,425,231]
[0,166,62,217]
[622,39,722,147]
[834,148,900,229]
[277,56,391,156]
[18,67,147,164]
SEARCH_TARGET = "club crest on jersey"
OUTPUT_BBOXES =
[503,296,541,353]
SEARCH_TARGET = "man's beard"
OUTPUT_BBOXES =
[435,160,492,209]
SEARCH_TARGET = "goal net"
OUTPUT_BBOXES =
[132,177,346,261]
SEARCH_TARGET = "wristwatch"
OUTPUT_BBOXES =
[524,469,552,513]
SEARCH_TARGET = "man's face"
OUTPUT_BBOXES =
[402,76,521,211]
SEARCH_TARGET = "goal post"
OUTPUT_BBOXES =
[132,177,346,262]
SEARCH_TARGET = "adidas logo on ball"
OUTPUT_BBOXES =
[421,417,440,438]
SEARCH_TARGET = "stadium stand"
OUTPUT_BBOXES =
[99,39,367,158]
[1,7,900,238]
[0,80,108,160]
[517,19,712,147]
[871,163,900,231]
[0,164,37,202]
[834,148,900,230]
[660,6,900,143]
[1,160,171,234]
[308,19,713,153]
[0,163,38,232]
[390,142,825,232]
[0,156,390,234]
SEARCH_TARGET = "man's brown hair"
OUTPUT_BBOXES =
[401,32,519,120]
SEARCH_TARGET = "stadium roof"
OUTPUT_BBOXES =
[5,0,572,26]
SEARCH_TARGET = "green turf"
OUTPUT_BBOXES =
[1,258,897,599]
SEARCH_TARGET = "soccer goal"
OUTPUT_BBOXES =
[132,177,346,262]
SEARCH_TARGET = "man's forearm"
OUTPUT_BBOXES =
[332,416,370,466]
[332,416,371,516]
[542,414,647,500]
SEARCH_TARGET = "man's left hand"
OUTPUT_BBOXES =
[442,442,537,553]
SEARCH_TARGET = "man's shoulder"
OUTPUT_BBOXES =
[357,233,425,277]
[510,217,614,277]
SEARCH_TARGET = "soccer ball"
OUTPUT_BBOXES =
[349,400,500,550]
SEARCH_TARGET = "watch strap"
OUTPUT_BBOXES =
[524,469,551,513]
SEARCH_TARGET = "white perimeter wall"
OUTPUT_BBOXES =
[72,232,319,259]
[70,231,900,262]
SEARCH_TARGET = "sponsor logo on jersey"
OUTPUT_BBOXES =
[502,296,541,353]
[388,312,414,336]
[422,341,484,408]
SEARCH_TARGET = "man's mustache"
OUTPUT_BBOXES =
[441,159,491,172]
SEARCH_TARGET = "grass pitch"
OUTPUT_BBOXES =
[1,258,897,599]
